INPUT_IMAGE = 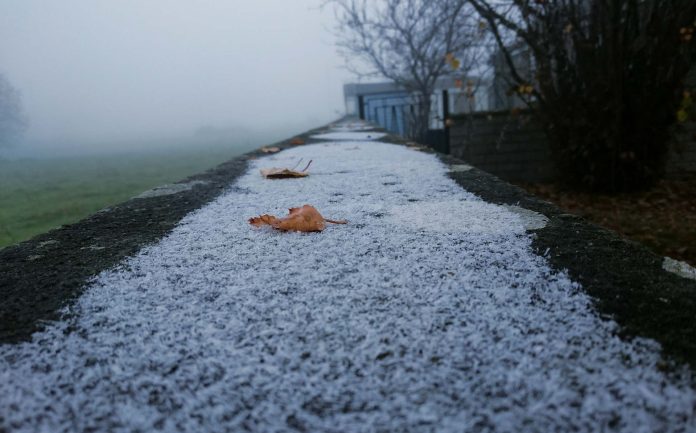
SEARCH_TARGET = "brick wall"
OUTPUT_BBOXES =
[449,111,555,182]
[668,121,696,178]
[450,111,696,183]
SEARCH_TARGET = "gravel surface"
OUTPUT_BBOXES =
[1,123,695,432]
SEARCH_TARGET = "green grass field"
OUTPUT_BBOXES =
[0,147,246,249]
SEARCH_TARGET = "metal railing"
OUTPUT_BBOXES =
[358,91,450,153]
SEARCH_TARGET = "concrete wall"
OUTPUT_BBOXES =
[449,111,555,182]
[450,111,696,183]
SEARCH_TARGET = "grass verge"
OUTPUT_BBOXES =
[0,148,244,249]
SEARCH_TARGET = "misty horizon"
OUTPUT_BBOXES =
[0,0,354,156]
[0,118,343,160]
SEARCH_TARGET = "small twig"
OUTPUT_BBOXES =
[325,218,348,224]
[291,158,303,170]
[301,160,313,172]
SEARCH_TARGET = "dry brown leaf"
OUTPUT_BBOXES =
[260,168,308,179]
[260,146,280,153]
[260,159,312,179]
[249,205,347,232]
[290,137,305,145]
[248,214,278,227]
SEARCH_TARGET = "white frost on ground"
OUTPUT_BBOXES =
[502,205,550,231]
[311,131,387,141]
[134,180,209,199]
[663,257,696,281]
[328,122,376,132]
[1,127,696,433]
[449,163,474,172]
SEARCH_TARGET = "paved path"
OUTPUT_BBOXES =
[1,121,695,432]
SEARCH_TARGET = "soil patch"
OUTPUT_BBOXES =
[516,176,696,267]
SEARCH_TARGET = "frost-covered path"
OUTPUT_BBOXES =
[1,122,695,432]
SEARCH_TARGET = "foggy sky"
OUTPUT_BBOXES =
[0,0,352,148]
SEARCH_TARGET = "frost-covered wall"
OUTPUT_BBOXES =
[2,120,696,433]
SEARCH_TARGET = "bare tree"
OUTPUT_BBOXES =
[469,0,696,191]
[0,73,27,147]
[329,0,482,138]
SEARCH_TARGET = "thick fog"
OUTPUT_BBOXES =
[0,0,351,156]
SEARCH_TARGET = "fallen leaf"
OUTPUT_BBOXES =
[290,138,305,145]
[249,214,278,227]
[260,159,312,179]
[406,142,425,150]
[260,168,308,178]
[261,146,280,153]
[249,205,347,232]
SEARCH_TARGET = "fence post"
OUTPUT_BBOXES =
[390,106,398,133]
[358,95,365,120]
[442,90,450,154]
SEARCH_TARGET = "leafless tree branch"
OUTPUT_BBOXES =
[327,0,483,135]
